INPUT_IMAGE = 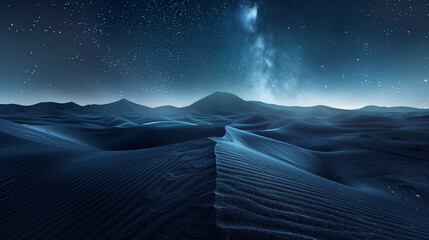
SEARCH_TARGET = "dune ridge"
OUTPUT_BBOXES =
[212,127,429,239]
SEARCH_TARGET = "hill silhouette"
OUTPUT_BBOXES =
[1,92,429,116]
[184,91,269,114]
[83,98,151,114]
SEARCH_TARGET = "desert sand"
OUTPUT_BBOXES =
[0,92,428,239]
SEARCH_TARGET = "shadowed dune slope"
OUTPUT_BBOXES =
[211,127,429,240]
[0,139,218,240]
[44,123,225,150]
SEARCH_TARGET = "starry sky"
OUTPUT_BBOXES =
[0,0,428,108]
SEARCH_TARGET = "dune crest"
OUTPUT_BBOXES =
[212,127,429,239]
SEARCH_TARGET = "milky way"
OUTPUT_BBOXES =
[0,0,428,108]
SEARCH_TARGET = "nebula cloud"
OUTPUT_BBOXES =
[239,3,258,32]
[239,2,303,104]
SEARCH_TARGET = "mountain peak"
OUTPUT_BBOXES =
[184,91,265,113]
[210,91,239,97]
[113,98,134,104]
[189,92,244,106]
[106,98,145,108]
[82,98,149,114]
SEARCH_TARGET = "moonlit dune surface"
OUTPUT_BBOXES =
[0,92,428,239]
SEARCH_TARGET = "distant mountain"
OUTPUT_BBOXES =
[256,102,429,114]
[252,101,347,116]
[0,99,150,115]
[1,93,428,116]
[0,102,82,115]
[83,99,150,114]
[358,105,429,113]
[183,91,269,114]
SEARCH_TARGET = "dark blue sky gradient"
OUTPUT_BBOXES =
[0,0,428,108]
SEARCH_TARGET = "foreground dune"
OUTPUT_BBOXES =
[0,92,428,239]
[213,127,428,239]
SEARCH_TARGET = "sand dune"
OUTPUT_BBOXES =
[213,127,428,239]
[0,139,218,239]
[0,92,428,239]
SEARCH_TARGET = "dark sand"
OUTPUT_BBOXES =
[0,92,428,239]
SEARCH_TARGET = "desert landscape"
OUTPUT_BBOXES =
[0,92,428,239]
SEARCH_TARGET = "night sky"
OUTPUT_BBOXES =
[1,0,428,108]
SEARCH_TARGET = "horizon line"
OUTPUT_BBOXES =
[0,91,427,111]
